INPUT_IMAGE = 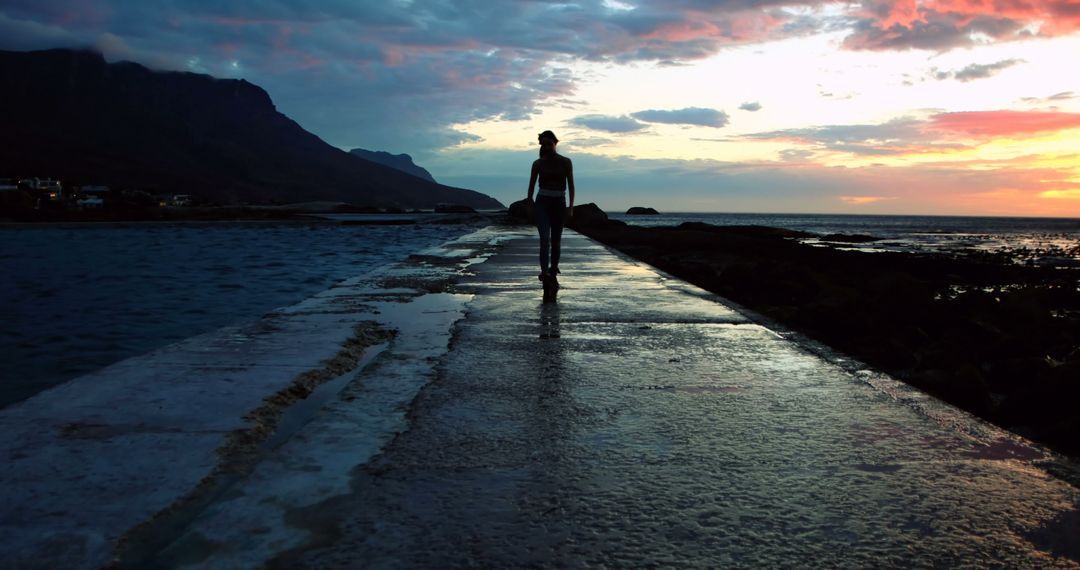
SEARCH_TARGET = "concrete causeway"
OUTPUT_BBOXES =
[2,226,1078,568]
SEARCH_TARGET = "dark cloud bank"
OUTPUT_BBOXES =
[0,0,1073,159]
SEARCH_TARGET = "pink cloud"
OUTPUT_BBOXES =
[643,18,723,42]
[639,9,790,47]
[875,0,925,29]
[928,110,1080,137]
[846,0,1080,50]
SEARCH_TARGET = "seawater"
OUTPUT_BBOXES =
[608,212,1080,260]
[0,220,480,408]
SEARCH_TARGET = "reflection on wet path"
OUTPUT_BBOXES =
[258,231,1078,568]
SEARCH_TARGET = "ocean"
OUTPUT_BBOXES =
[2,213,1077,409]
[0,219,483,408]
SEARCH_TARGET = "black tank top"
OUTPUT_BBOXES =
[534,155,572,191]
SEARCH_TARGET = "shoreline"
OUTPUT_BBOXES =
[574,219,1080,458]
[0,217,335,228]
[0,210,509,228]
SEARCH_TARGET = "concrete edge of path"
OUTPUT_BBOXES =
[0,225,522,570]
[578,233,1080,490]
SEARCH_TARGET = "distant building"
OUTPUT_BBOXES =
[20,178,63,201]
[76,185,109,210]
[170,194,194,207]
[18,178,65,209]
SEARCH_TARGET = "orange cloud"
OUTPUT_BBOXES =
[1039,189,1080,199]
[927,111,1080,137]
[839,196,897,205]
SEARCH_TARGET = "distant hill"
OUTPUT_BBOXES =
[0,49,502,209]
[349,148,437,183]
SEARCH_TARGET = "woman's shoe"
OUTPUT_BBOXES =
[550,266,561,275]
[538,271,548,281]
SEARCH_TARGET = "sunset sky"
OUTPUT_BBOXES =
[2,1,1079,215]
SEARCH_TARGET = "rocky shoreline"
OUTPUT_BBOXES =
[568,214,1080,458]
[0,205,503,225]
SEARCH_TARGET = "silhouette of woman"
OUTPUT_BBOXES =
[527,130,575,283]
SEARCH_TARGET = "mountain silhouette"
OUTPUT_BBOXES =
[0,49,502,209]
[349,148,437,183]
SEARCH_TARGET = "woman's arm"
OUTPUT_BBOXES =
[527,161,539,201]
[566,158,575,216]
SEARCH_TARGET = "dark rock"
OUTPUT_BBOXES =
[909,366,992,415]
[508,199,532,223]
[340,218,414,226]
[626,206,659,215]
[433,204,476,213]
[567,203,608,229]
[334,204,380,213]
[1032,256,1080,268]
[425,213,487,225]
[675,222,813,239]
[509,200,614,229]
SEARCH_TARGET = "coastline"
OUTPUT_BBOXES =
[574,219,1080,458]
[0,208,509,227]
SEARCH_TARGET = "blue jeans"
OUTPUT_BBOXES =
[534,195,565,273]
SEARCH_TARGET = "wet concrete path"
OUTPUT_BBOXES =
[164,229,1078,568]
[3,227,1078,568]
